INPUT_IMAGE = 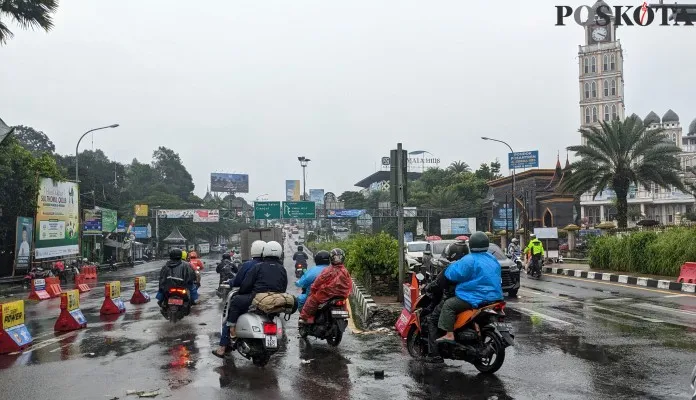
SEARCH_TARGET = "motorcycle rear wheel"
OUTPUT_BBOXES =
[406,327,427,359]
[474,330,506,374]
[326,326,343,347]
[168,307,179,323]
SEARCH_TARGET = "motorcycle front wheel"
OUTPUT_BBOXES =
[474,330,506,374]
[406,327,427,359]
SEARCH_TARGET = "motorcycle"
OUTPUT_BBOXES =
[298,296,349,346]
[160,287,192,323]
[294,261,307,279]
[528,257,543,279]
[222,289,285,367]
[405,275,514,374]
[23,267,54,288]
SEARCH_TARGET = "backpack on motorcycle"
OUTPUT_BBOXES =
[252,292,298,315]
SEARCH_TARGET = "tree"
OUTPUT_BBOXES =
[562,116,685,228]
[474,160,503,181]
[152,147,195,198]
[12,125,55,156]
[448,161,471,174]
[338,191,367,209]
[0,0,59,45]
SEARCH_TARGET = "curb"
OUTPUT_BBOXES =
[541,266,695,294]
[350,278,377,325]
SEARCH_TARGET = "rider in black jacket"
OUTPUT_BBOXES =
[216,253,238,284]
[157,249,197,305]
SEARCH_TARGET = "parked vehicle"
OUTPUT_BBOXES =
[299,296,349,346]
[405,274,514,374]
[405,241,429,270]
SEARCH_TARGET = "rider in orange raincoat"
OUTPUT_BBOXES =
[299,248,352,324]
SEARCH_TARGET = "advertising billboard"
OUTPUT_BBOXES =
[132,226,149,239]
[14,217,33,273]
[83,209,102,235]
[192,209,220,222]
[117,220,127,233]
[440,218,477,235]
[211,173,249,193]
[101,208,118,232]
[508,151,539,169]
[134,204,149,217]
[286,180,301,201]
[309,189,324,204]
[35,178,79,259]
[327,209,365,219]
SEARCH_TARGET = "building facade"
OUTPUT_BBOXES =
[578,1,696,226]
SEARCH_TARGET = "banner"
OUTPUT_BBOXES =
[2,300,25,330]
[309,189,324,204]
[211,173,249,193]
[508,151,539,169]
[14,217,33,273]
[35,178,79,259]
[132,226,149,239]
[193,209,220,223]
[134,204,149,217]
[83,209,102,235]
[327,209,365,218]
[286,180,301,201]
[157,209,194,219]
[117,220,127,233]
[440,218,476,235]
[66,289,80,311]
[101,208,117,233]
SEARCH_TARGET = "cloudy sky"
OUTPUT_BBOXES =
[0,1,693,201]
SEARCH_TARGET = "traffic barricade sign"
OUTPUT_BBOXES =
[678,262,696,284]
[130,276,151,304]
[0,300,33,354]
[395,273,420,338]
[45,276,63,298]
[100,281,126,315]
[54,289,87,332]
[28,278,51,301]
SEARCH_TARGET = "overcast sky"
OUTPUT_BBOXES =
[1,1,693,202]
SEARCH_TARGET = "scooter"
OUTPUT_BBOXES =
[294,261,307,279]
[222,289,285,367]
[160,287,192,323]
[298,296,349,347]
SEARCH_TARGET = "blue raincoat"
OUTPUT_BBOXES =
[295,264,328,310]
[444,252,503,308]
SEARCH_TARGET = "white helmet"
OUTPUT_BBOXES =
[512,238,519,243]
[262,241,283,259]
[250,240,266,258]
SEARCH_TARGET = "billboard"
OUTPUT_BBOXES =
[309,189,324,204]
[101,208,118,232]
[211,173,249,193]
[508,151,539,169]
[134,204,149,217]
[117,220,127,233]
[14,217,33,273]
[35,178,79,259]
[440,218,477,235]
[132,226,149,239]
[286,180,301,201]
[327,209,365,219]
[193,209,220,222]
[83,209,102,235]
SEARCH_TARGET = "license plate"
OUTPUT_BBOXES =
[265,335,278,348]
[331,310,349,318]
[168,298,183,305]
[494,322,512,332]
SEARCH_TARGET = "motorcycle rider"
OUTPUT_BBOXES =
[507,238,521,258]
[524,233,545,273]
[231,240,265,288]
[293,245,309,264]
[299,248,352,325]
[225,241,287,339]
[216,253,238,284]
[157,248,197,306]
[294,250,330,311]
[429,232,503,362]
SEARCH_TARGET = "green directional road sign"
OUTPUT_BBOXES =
[282,201,316,219]
[254,201,281,219]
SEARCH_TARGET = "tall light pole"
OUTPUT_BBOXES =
[482,136,516,241]
[297,156,311,201]
[75,124,119,182]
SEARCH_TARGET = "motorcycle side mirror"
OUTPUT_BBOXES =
[416,273,425,282]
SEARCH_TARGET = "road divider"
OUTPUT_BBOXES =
[28,278,51,301]
[541,266,693,294]
[100,281,126,315]
[80,265,98,280]
[129,276,151,304]
[54,289,87,332]
[0,300,33,354]
[45,277,62,298]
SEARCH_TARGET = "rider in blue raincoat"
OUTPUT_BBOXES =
[295,250,330,310]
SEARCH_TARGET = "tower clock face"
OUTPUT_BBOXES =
[592,26,608,42]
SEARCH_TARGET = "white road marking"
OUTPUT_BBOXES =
[629,302,696,317]
[664,294,691,298]
[26,331,80,352]
[519,288,566,301]
[588,305,663,323]
[598,298,633,302]
[515,307,572,326]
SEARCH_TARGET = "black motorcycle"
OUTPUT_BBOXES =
[528,257,543,279]
[160,287,192,323]
[299,295,349,347]
[294,261,307,279]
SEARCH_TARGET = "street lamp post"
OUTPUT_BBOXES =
[482,137,516,241]
[75,124,119,258]
[297,156,311,201]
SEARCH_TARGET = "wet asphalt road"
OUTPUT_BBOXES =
[1,239,696,400]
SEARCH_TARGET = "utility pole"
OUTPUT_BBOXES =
[392,143,407,302]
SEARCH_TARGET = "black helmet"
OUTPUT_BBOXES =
[169,248,182,261]
[330,248,345,265]
[297,245,303,251]
[469,231,490,253]
[221,253,231,260]
[314,250,330,265]
[445,241,468,262]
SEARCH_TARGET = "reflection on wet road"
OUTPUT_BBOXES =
[1,243,696,399]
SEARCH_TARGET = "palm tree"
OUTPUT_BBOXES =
[561,116,685,228]
[0,0,59,45]
[448,160,470,174]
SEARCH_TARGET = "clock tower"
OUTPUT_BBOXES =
[578,1,625,142]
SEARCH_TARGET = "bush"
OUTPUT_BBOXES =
[588,227,696,276]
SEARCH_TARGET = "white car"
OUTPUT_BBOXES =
[405,241,429,269]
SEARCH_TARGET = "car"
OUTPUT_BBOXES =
[405,241,429,269]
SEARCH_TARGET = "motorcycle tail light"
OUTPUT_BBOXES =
[263,322,277,335]
[169,288,188,295]
[494,302,506,311]
[334,300,346,307]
